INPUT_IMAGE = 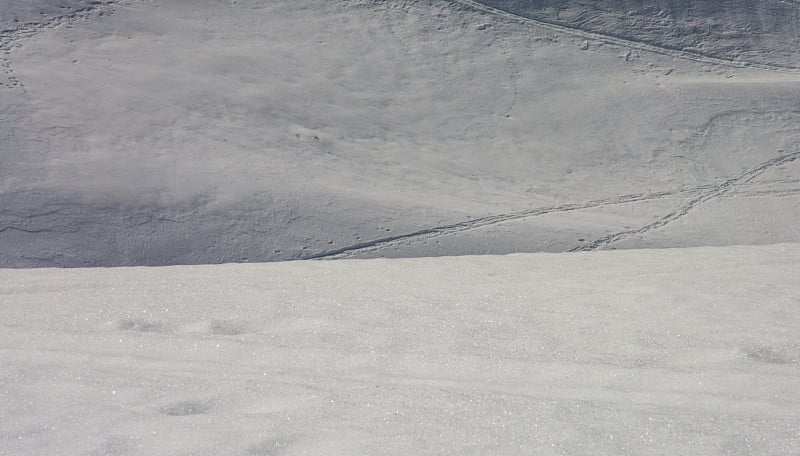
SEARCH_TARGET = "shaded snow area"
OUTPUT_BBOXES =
[2,244,799,455]
[1,0,800,267]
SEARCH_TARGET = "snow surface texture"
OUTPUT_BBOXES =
[2,2,799,454]
[1,0,799,267]
[1,245,799,455]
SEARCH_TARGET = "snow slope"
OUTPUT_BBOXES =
[1,244,799,454]
[1,0,799,266]
[3,3,798,454]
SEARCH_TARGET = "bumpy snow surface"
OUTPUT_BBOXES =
[2,245,799,455]
[2,2,799,454]
[1,0,800,266]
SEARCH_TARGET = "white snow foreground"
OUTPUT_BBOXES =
[1,245,798,455]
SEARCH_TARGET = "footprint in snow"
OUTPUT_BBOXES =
[208,319,247,335]
[117,318,165,333]
[742,343,798,365]
[180,319,247,336]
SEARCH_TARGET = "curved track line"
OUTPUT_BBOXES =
[308,151,800,260]
[449,0,800,74]
[573,150,800,251]
[307,185,713,260]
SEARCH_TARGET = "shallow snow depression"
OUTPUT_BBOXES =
[1,245,799,454]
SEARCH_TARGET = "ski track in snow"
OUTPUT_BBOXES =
[574,150,800,251]
[309,150,800,259]
[0,0,139,90]
[450,0,800,73]
[306,188,710,260]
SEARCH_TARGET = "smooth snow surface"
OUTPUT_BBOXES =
[2,0,800,266]
[2,245,799,455]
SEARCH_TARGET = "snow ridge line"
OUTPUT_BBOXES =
[573,150,800,251]
[0,0,138,90]
[449,0,800,74]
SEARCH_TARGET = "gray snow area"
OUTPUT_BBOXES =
[1,245,799,455]
[1,0,799,266]
[1,0,800,454]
